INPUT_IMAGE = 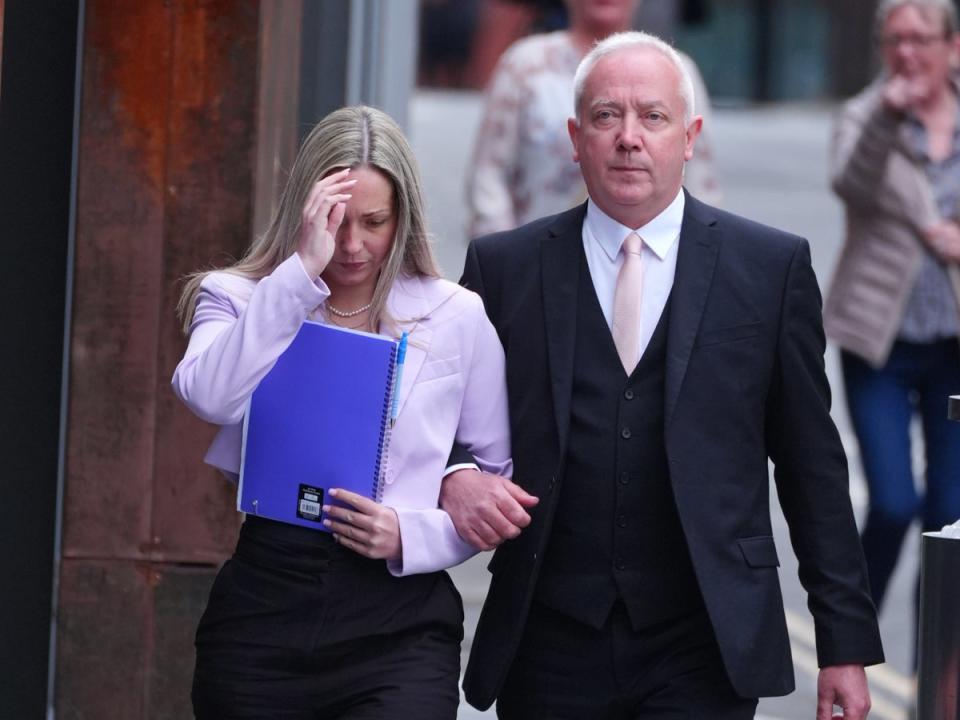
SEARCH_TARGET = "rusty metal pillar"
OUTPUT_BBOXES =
[55,1,302,717]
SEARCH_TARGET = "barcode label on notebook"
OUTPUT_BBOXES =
[297,484,324,522]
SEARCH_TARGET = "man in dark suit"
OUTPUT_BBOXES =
[440,30,884,719]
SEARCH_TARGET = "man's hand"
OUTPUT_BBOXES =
[923,220,960,263]
[439,469,539,550]
[817,664,871,719]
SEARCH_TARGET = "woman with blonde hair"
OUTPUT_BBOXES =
[173,105,512,719]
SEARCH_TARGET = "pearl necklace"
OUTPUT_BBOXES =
[327,301,372,318]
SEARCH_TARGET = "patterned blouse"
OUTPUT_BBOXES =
[466,31,722,239]
[898,113,960,342]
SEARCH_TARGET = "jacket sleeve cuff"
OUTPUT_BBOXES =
[387,507,477,576]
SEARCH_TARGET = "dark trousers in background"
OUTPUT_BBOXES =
[843,340,960,603]
[842,339,960,665]
[192,517,463,720]
[496,600,757,720]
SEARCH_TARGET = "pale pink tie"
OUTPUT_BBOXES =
[612,232,644,373]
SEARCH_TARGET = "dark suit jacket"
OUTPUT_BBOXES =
[460,194,884,710]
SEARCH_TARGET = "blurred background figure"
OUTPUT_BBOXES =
[464,0,721,239]
[418,0,484,88]
[464,0,568,89]
[826,0,960,679]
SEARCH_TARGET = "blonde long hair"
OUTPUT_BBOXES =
[177,105,440,333]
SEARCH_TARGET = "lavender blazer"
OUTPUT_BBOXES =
[172,254,512,576]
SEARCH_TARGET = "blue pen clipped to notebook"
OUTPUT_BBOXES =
[390,331,408,426]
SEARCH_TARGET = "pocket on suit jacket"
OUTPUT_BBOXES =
[417,354,461,383]
[696,321,763,348]
[737,535,780,568]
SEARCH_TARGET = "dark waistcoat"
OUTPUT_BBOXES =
[535,254,704,630]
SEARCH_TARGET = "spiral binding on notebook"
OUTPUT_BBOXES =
[372,344,399,502]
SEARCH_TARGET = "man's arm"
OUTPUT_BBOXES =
[440,240,539,550]
[766,240,883,712]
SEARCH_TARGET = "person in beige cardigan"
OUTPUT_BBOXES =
[826,0,960,670]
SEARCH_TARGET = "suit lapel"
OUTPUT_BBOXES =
[386,274,435,419]
[541,205,587,451]
[665,195,720,429]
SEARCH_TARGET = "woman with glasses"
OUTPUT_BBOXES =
[826,0,960,677]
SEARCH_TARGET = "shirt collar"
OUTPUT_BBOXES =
[584,189,685,262]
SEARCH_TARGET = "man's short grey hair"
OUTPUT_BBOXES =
[572,31,696,125]
[875,0,959,37]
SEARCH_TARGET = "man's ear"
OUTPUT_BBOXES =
[684,116,703,161]
[568,117,581,163]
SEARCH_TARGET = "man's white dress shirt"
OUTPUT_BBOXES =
[582,189,684,362]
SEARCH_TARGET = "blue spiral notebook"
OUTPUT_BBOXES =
[237,320,399,531]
